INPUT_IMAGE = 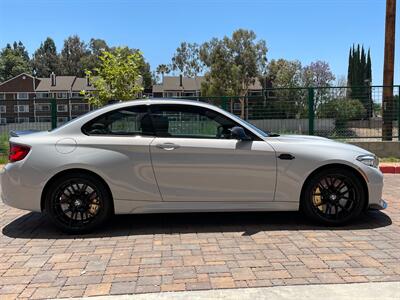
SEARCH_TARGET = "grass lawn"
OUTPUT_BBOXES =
[380,157,400,163]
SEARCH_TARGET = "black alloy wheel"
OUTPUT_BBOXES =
[45,173,112,234]
[302,168,365,225]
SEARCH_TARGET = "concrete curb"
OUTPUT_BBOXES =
[65,281,400,300]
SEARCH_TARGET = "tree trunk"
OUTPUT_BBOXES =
[382,0,396,141]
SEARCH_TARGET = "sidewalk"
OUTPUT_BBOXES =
[64,282,400,300]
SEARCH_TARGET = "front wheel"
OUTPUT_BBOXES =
[44,173,112,234]
[301,168,366,225]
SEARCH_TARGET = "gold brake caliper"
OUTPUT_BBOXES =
[313,187,323,208]
[89,199,100,215]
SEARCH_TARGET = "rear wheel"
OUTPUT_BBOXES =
[301,168,366,225]
[45,173,112,234]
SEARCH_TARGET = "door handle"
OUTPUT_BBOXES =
[156,143,180,150]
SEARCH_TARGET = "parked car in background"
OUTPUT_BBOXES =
[1,99,386,233]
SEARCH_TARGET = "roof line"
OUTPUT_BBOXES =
[0,73,35,87]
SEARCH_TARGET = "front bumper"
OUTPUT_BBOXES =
[369,199,387,210]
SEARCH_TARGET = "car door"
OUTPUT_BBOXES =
[149,104,276,202]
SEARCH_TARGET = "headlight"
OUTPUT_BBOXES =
[357,154,379,168]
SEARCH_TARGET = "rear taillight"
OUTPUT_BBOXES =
[9,143,31,163]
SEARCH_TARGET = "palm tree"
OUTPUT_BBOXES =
[156,64,171,81]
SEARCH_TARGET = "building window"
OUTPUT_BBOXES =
[165,92,177,98]
[35,103,50,112]
[17,117,30,123]
[71,92,83,98]
[0,105,6,113]
[36,92,50,99]
[36,116,51,122]
[182,92,196,97]
[0,118,6,124]
[57,116,69,124]
[57,104,68,112]
[57,92,68,99]
[0,94,4,100]
[71,103,89,112]
[17,92,29,100]
[14,105,29,113]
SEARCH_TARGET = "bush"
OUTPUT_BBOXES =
[317,98,366,132]
[0,133,9,164]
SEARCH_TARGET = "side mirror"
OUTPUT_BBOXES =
[230,126,252,141]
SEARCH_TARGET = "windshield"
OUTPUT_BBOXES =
[226,111,269,137]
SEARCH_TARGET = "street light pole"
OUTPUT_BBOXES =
[382,0,396,141]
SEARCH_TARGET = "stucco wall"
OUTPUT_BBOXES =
[348,141,400,158]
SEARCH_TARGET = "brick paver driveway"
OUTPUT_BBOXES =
[0,176,399,299]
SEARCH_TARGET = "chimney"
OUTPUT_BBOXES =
[50,72,56,86]
[179,74,183,88]
[86,75,91,87]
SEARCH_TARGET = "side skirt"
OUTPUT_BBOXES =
[113,200,299,214]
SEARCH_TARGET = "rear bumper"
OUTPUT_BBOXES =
[1,163,42,212]
[369,199,387,210]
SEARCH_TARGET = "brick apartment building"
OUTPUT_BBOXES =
[0,73,265,125]
[152,75,264,98]
[0,73,94,124]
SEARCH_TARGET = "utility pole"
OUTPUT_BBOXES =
[382,0,396,141]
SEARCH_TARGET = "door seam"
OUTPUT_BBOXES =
[148,137,165,202]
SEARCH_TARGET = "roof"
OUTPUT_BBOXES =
[0,73,34,87]
[36,76,76,91]
[248,78,263,90]
[152,84,163,93]
[152,76,263,92]
[71,77,96,91]
[0,73,40,92]
[156,76,205,91]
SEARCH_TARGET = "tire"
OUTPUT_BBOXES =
[301,167,366,226]
[44,173,112,234]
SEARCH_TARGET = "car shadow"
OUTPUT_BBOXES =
[2,210,392,239]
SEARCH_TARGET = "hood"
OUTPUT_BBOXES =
[269,134,374,156]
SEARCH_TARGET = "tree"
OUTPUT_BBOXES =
[266,59,305,118]
[301,60,335,87]
[81,38,110,73]
[267,59,302,88]
[347,44,373,117]
[156,64,170,81]
[60,35,89,76]
[0,42,31,82]
[140,61,153,91]
[83,47,144,106]
[200,29,268,117]
[32,37,60,77]
[301,60,336,110]
[171,42,203,77]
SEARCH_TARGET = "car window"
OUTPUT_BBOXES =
[82,105,153,136]
[149,104,258,140]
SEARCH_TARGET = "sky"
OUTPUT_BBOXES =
[0,0,399,86]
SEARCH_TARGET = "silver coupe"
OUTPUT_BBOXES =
[1,100,386,233]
